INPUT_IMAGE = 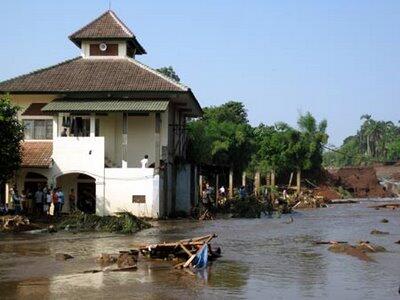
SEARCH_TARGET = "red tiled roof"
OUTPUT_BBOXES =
[21,142,53,168]
[22,103,52,116]
[70,10,134,40]
[0,57,188,93]
[69,10,146,54]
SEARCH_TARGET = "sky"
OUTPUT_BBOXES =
[1,0,399,146]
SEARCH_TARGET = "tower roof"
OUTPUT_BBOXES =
[69,10,146,54]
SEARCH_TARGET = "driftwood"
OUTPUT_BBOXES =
[139,234,220,269]
[368,203,400,209]
[314,240,348,245]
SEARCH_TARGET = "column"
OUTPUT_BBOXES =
[52,115,58,139]
[122,112,128,168]
[228,167,233,199]
[90,113,96,137]
[254,171,260,196]
[57,114,63,137]
[242,172,246,187]
[154,113,161,170]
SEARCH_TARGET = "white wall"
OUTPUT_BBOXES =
[104,168,159,218]
[51,137,105,181]
[127,114,156,168]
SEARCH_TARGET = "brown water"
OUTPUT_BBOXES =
[0,200,399,299]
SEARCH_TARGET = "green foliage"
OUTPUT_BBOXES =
[156,66,180,82]
[227,196,266,218]
[59,211,151,234]
[0,94,24,184]
[251,112,328,175]
[187,101,253,173]
[323,115,400,167]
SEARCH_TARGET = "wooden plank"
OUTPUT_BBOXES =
[179,243,194,257]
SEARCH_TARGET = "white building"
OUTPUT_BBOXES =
[0,10,202,218]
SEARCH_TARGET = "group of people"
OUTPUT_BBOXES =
[1,185,76,218]
[33,186,66,218]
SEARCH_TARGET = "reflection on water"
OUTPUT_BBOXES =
[0,199,400,299]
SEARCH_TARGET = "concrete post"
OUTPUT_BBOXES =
[52,115,58,139]
[122,112,128,168]
[254,171,261,196]
[229,167,233,199]
[154,113,161,171]
[296,169,301,193]
[90,113,96,137]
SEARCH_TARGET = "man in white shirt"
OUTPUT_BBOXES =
[140,155,149,168]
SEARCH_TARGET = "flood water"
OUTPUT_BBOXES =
[0,199,399,299]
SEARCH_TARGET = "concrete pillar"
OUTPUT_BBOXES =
[90,113,96,137]
[199,174,203,198]
[296,169,301,193]
[57,114,63,137]
[53,115,58,139]
[228,167,233,199]
[154,113,161,171]
[254,171,261,196]
[5,183,9,205]
[122,112,128,168]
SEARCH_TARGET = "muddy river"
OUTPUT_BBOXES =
[0,199,399,299]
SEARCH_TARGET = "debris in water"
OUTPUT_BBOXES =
[370,229,389,235]
[326,241,386,262]
[139,234,221,270]
[55,253,74,261]
[59,211,151,233]
[381,218,389,223]
[368,203,400,210]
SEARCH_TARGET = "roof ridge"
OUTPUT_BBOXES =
[126,57,189,91]
[69,10,133,40]
[109,10,134,37]
[0,57,81,87]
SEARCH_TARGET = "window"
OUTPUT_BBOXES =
[23,119,52,140]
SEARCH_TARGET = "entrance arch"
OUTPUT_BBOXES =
[24,172,48,194]
[56,173,96,214]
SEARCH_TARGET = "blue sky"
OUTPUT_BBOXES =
[1,0,399,146]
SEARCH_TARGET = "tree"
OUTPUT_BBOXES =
[156,66,180,82]
[323,115,400,167]
[0,94,24,185]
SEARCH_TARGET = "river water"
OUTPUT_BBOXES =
[0,199,399,299]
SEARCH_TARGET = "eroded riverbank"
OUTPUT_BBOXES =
[0,199,399,299]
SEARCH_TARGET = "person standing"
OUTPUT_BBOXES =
[57,188,65,216]
[140,155,149,168]
[47,190,54,217]
[34,188,44,217]
[20,190,27,213]
[52,188,59,218]
[11,188,21,215]
[43,190,50,215]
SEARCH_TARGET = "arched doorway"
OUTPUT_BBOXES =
[24,172,48,194]
[56,173,96,214]
[76,174,96,214]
